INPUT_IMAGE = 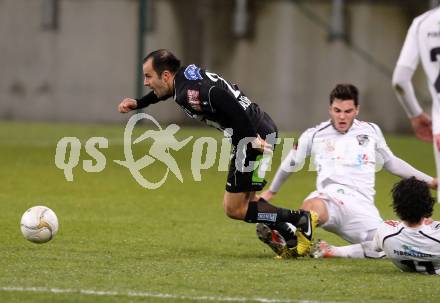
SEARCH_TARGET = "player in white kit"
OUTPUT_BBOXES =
[256,84,435,258]
[374,177,440,275]
[392,7,440,202]
[315,177,440,273]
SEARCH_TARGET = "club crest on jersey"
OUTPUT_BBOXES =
[184,64,202,80]
[325,140,335,152]
[187,90,202,111]
[356,134,369,146]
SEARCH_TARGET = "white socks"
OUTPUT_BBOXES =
[330,241,386,259]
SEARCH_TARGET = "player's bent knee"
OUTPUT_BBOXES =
[223,198,247,220]
[301,198,328,224]
[224,209,242,220]
[301,199,315,210]
[223,206,245,220]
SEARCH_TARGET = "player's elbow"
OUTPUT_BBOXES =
[391,65,414,92]
[391,71,402,91]
[391,78,407,97]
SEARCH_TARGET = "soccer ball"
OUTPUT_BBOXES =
[20,206,59,243]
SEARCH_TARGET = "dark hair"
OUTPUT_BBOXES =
[143,49,181,76]
[329,84,359,106]
[391,177,435,224]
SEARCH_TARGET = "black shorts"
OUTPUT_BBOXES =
[225,113,278,193]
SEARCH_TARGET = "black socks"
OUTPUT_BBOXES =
[244,198,302,225]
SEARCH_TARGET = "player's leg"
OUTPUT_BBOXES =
[309,188,385,258]
[311,233,385,259]
[311,241,364,258]
[224,194,315,258]
[254,193,325,258]
[255,222,290,257]
[224,141,315,227]
[223,192,296,257]
[226,120,317,255]
[222,191,255,220]
[223,191,312,227]
[292,197,327,256]
[301,197,329,225]
[252,197,319,257]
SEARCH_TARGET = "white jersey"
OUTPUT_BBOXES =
[396,7,440,132]
[270,119,433,203]
[281,119,391,203]
[374,219,440,275]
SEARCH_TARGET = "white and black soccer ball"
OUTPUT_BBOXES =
[20,206,59,243]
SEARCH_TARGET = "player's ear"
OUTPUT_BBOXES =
[162,70,173,81]
[355,105,360,116]
[161,70,169,79]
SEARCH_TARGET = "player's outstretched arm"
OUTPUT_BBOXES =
[382,155,434,187]
[119,91,167,113]
[118,98,138,113]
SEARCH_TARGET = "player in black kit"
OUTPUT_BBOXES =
[118,49,318,257]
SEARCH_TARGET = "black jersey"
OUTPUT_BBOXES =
[136,64,269,145]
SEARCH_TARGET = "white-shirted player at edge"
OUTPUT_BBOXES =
[318,177,440,275]
[375,177,440,274]
[256,84,437,259]
[392,6,440,202]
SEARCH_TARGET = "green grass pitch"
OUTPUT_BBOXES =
[0,120,439,303]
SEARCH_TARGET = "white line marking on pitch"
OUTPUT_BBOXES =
[0,286,338,303]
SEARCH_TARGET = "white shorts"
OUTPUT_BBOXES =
[306,184,383,244]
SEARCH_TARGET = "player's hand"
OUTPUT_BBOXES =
[260,190,276,201]
[410,113,433,142]
[424,217,434,225]
[251,134,273,155]
[118,98,138,113]
[429,178,438,190]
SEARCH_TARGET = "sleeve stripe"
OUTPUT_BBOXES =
[419,231,440,244]
[382,227,405,247]
[311,122,332,143]
[366,122,378,134]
